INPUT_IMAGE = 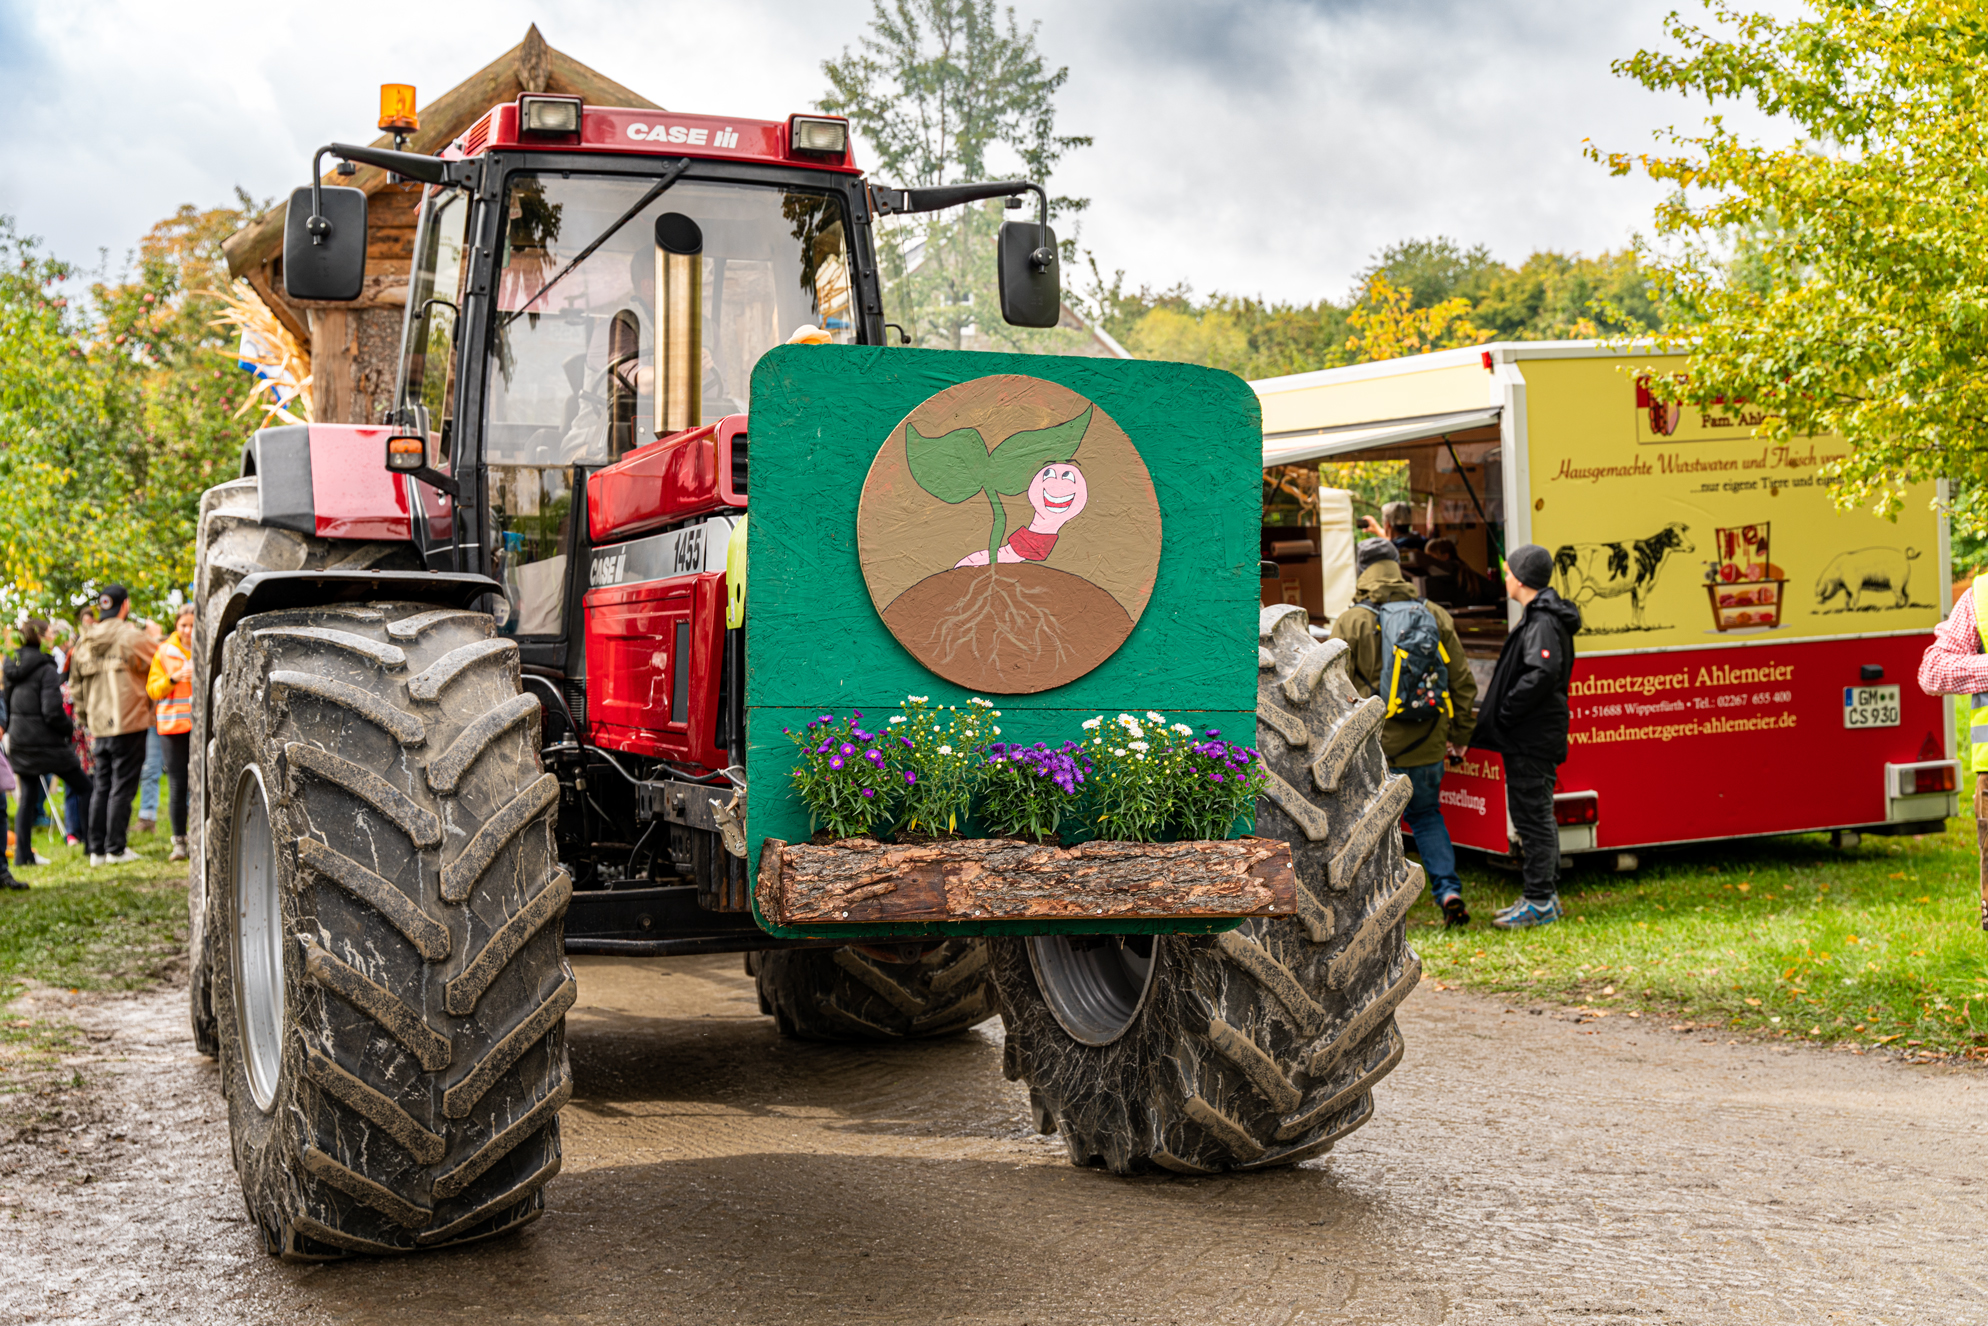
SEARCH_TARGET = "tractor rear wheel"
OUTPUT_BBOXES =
[754,942,996,1041]
[989,605,1421,1173]
[187,476,420,1056]
[208,598,571,1258]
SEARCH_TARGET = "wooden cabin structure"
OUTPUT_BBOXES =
[222,27,659,425]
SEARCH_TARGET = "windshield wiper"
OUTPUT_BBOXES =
[501,157,692,326]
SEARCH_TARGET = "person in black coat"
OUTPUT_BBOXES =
[1469,544,1583,927]
[4,619,93,874]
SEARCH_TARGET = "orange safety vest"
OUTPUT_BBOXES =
[154,638,193,735]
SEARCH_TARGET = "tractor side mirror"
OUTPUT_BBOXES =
[998,218,1060,328]
[283,184,368,302]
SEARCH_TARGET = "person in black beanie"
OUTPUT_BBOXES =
[1470,543,1582,927]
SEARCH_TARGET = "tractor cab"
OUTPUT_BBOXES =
[274,96,1063,896]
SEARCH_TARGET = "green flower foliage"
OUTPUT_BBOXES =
[786,712,901,839]
[891,695,996,836]
[1598,0,1988,533]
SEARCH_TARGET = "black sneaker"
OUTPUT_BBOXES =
[1439,894,1470,927]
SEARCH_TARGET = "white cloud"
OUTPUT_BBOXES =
[0,0,1780,302]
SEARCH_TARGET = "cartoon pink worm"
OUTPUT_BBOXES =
[955,463,1089,567]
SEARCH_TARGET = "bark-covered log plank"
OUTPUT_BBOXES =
[759,836,1298,926]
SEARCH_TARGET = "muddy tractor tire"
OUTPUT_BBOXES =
[754,941,997,1041]
[989,604,1421,1174]
[206,599,572,1259]
[187,477,421,1057]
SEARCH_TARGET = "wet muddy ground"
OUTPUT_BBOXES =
[3,954,1985,1325]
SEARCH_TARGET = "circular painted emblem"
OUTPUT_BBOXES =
[857,375,1161,693]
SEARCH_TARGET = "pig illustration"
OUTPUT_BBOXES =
[1814,546,1919,611]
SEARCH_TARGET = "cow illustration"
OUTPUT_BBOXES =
[1815,546,1919,611]
[1551,522,1695,630]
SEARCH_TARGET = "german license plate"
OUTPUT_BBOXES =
[1843,684,1900,729]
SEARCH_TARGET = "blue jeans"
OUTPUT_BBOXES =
[1396,761,1463,900]
[139,727,163,820]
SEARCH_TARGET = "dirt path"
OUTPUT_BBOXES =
[2,955,1984,1324]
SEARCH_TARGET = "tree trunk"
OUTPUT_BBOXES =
[758,835,1298,926]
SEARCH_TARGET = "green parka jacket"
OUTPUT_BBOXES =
[1328,562,1478,767]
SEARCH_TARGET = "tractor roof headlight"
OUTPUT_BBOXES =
[790,117,848,155]
[520,96,582,136]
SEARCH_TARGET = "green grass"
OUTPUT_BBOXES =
[1413,818,1988,1058]
[0,800,189,1099]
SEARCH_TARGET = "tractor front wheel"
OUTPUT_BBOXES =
[989,605,1421,1173]
[208,599,571,1258]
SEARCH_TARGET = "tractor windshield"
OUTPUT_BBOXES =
[483,173,854,467]
[472,171,853,639]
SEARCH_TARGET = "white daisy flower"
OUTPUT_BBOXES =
[1129,740,1149,753]
[938,744,953,755]
[1145,710,1164,723]
[889,716,906,725]
[1171,723,1192,736]
[1082,716,1102,730]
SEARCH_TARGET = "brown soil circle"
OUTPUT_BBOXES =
[881,564,1133,693]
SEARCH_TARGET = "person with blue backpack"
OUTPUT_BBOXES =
[1332,537,1479,926]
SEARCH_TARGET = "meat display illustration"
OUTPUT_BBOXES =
[1814,545,1920,612]
[1704,522,1785,632]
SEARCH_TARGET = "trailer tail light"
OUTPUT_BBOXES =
[385,434,425,472]
[790,116,848,155]
[1887,760,1957,797]
[1553,792,1598,827]
[520,95,582,136]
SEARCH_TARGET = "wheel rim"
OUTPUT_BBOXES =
[233,767,282,1112]
[1027,934,1158,1046]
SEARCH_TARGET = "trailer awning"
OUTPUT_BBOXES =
[1262,406,1502,468]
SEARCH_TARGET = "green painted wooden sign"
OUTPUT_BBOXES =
[745,345,1263,938]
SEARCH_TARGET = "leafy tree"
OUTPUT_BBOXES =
[1470,250,1661,340]
[822,0,1094,353]
[0,197,265,621]
[1598,0,1988,533]
[1343,275,1489,363]
[1351,237,1502,310]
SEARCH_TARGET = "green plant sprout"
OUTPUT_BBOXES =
[905,406,1093,563]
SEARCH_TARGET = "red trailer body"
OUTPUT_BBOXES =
[1252,342,1959,860]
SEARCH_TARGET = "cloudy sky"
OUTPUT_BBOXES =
[0,0,1781,305]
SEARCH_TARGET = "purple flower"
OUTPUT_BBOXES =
[860,787,875,799]
[783,727,792,735]
[840,743,856,757]
[1211,772,1225,783]
[904,770,917,784]
[866,749,884,766]
[816,741,832,755]
[829,755,845,770]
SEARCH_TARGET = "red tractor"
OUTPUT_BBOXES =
[188,93,1416,1259]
